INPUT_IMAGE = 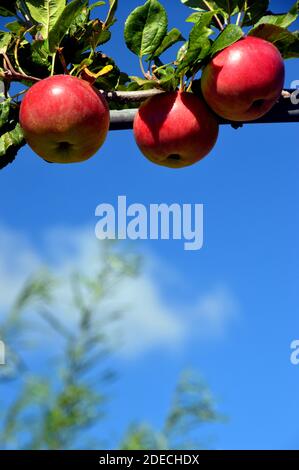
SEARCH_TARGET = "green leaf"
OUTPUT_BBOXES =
[0,98,11,131]
[214,0,238,14]
[48,0,87,53]
[5,21,24,34]
[104,0,118,28]
[241,0,269,27]
[181,0,218,10]
[89,1,105,11]
[90,54,120,90]
[282,32,299,59]
[0,123,25,170]
[186,11,203,22]
[130,76,159,88]
[177,41,188,62]
[254,1,299,29]
[186,8,227,29]
[157,67,179,91]
[31,40,51,68]
[0,31,12,53]
[0,1,17,17]
[249,23,299,58]
[25,0,66,40]
[124,0,168,57]
[210,23,243,56]
[150,28,184,58]
[69,3,90,35]
[176,11,214,73]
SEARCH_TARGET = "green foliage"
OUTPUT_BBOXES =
[0,244,138,449]
[48,0,88,53]
[25,0,66,41]
[210,24,243,56]
[236,0,268,26]
[124,0,168,57]
[0,1,17,17]
[0,32,13,52]
[254,1,299,29]
[121,371,223,450]
[181,0,219,10]
[0,0,298,168]
[104,0,118,29]
[0,123,24,169]
[176,11,214,73]
[150,28,185,59]
[249,24,299,58]
[0,98,25,169]
[0,244,222,449]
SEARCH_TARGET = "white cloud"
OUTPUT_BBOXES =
[0,225,239,357]
[193,287,239,339]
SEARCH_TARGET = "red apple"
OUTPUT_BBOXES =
[201,36,285,122]
[19,75,110,163]
[133,91,219,168]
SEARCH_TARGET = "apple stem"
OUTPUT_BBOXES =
[236,12,242,26]
[139,56,147,79]
[57,48,69,75]
[50,53,56,77]
[186,73,196,93]
[179,76,185,92]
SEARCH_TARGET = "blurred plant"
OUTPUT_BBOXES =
[121,371,224,450]
[0,242,223,449]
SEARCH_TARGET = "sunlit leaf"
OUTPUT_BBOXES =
[150,28,185,58]
[0,31,12,53]
[104,0,118,29]
[254,1,299,29]
[210,23,243,56]
[0,123,25,170]
[124,0,168,57]
[249,23,299,58]
[0,98,11,130]
[176,11,214,73]
[181,0,218,10]
[48,0,87,53]
[25,0,66,40]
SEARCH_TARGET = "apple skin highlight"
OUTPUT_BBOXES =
[19,75,110,163]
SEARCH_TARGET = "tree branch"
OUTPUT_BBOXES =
[109,90,299,130]
[102,88,163,103]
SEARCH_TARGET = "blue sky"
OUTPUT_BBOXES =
[1,0,299,450]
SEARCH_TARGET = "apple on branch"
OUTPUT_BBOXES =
[201,36,285,122]
[19,75,110,164]
[133,91,219,169]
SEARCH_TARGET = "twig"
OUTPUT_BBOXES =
[139,56,148,79]
[1,52,40,84]
[14,39,27,76]
[203,0,224,31]
[236,11,242,26]
[101,88,163,103]
[57,48,69,75]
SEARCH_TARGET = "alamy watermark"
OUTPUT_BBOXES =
[290,80,299,105]
[95,196,204,251]
[290,340,299,366]
[0,340,5,365]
